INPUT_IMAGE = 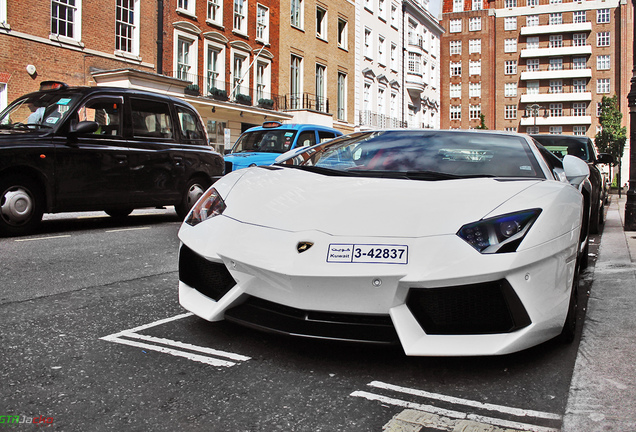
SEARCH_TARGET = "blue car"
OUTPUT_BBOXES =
[224,121,342,172]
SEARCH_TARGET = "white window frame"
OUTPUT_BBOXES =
[391,4,397,28]
[469,39,481,54]
[549,79,563,93]
[450,61,462,76]
[115,0,139,56]
[469,17,481,31]
[207,0,223,26]
[450,83,461,98]
[469,82,481,98]
[573,57,587,70]
[453,0,463,12]
[450,105,461,120]
[596,78,610,94]
[450,40,461,55]
[505,60,517,75]
[378,0,386,20]
[549,126,562,134]
[573,79,586,93]
[364,28,373,59]
[573,102,586,116]
[472,0,482,10]
[337,18,348,50]
[469,60,481,76]
[337,72,346,121]
[573,11,586,24]
[469,104,481,120]
[526,15,538,27]
[549,103,563,117]
[504,17,517,30]
[527,0,538,6]
[256,4,269,43]
[573,33,586,47]
[378,36,386,66]
[505,105,517,119]
[231,49,250,98]
[549,35,562,48]
[549,13,562,25]
[597,32,610,47]
[177,0,196,16]
[526,37,539,50]
[549,58,563,71]
[255,60,271,103]
[0,0,7,26]
[291,0,303,29]
[204,40,226,93]
[449,19,461,33]
[504,0,516,7]
[51,0,82,43]
[390,43,398,70]
[597,8,610,24]
[505,82,517,97]
[233,0,247,34]
[504,38,517,53]
[315,63,327,112]
[316,5,327,40]
[574,126,586,136]
[290,54,303,109]
[597,55,610,70]
[527,81,539,95]
[174,30,198,82]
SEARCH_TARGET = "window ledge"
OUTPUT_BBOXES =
[176,8,197,19]
[49,34,85,48]
[206,20,225,30]
[114,50,142,62]
[255,38,270,46]
[0,22,10,31]
[232,29,248,39]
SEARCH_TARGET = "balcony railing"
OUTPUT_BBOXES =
[359,110,407,129]
[276,93,331,114]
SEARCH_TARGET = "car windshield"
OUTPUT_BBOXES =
[532,136,591,162]
[277,130,544,179]
[232,129,298,153]
[0,92,79,130]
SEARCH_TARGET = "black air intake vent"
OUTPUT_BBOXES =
[179,245,236,301]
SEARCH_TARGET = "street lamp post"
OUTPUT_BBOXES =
[523,103,545,131]
[625,0,636,230]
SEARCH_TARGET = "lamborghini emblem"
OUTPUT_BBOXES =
[297,242,314,253]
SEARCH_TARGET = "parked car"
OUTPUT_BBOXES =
[531,134,613,234]
[224,121,342,172]
[0,81,224,236]
[178,130,591,356]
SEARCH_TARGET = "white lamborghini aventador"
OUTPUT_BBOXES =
[178,130,591,356]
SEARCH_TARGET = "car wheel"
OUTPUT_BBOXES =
[105,208,133,219]
[579,239,589,271]
[560,263,579,343]
[0,176,45,237]
[176,176,210,219]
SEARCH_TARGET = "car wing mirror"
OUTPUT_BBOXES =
[69,120,99,135]
[563,154,590,188]
[596,153,614,165]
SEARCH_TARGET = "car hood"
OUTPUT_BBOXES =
[225,152,281,171]
[220,167,544,237]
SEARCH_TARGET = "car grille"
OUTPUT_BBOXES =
[225,297,400,345]
[406,280,531,335]
[179,245,236,301]
[224,161,233,173]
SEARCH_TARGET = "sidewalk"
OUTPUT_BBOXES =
[562,194,636,431]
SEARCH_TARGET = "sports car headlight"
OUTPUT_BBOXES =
[185,187,226,226]
[457,209,542,254]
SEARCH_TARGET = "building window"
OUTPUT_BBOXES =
[316,6,327,40]
[505,82,517,97]
[51,0,79,39]
[549,126,562,134]
[597,78,610,94]
[176,36,194,81]
[526,37,539,50]
[573,33,586,47]
[597,55,610,70]
[597,8,610,24]
[597,32,610,47]
[378,36,386,65]
[526,15,538,27]
[469,104,481,120]
[574,11,586,23]
[378,0,386,19]
[504,0,516,7]
[256,5,269,42]
[450,105,461,120]
[504,38,517,53]
[469,82,481,98]
[232,53,249,97]
[449,19,461,33]
[255,61,270,102]
[527,81,539,95]
[207,0,222,25]
[177,0,195,15]
[549,103,563,117]
[364,28,372,58]
[453,0,463,12]
[469,60,481,75]
[391,4,397,27]
[291,0,303,28]
[337,72,346,121]
[315,64,326,112]
[549,35,562,48]
[233,0,246,33]
[505,60,517,75]
[409,52,421,74]
[549,13,562,25]
[390,43,397,70]
[504,17,517,30]
[549,58,563,71]
[363,82,371,112]
[550,0,562,3]
[205,45,223,93]
[378,87,386,115]
[337,18,347,49]
[573,79,586,93]
[469,17,481,31]
[469,39,481,54]
[527,0,538,5]
[505,105,517,119]
[472,0,482,10]
[450,84,461,98]
[115,0,138,55]
[450,61,462,76]
[290,55,302,108]
[573,102,586,116]
[574,126,586,136]
[549,80,563,93]
[450,40,461,55]
[573,57,587,70]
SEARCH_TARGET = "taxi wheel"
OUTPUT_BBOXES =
[176,177,209,220]
[0,175,45,237]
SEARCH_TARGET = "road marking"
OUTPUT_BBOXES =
[105,226,151,233]
[14,235,71,242]
[351,381,561,432]
[101,312,251,368]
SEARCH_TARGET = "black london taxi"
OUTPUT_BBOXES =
[0,81,224,236]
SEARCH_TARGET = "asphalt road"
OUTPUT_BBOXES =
[0,208,601,431]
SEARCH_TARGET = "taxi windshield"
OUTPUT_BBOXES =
[0,93,79,130]
[232,129,298,153]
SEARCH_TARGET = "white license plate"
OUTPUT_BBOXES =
[327,244,408,264]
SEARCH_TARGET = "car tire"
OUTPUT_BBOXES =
[176,176,210,220]
[589,203,601,234]
[0,175,45,237]
[579,240,589,271]
[105,208,133,219]
[560,263,579,343]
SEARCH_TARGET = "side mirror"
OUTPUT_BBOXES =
[596,153,614,165]
[563,154,590,188]
[69,120,99,135]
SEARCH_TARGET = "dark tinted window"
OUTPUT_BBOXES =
[176,105,206,144]
[131,98,173,139]
[76,97,123,137]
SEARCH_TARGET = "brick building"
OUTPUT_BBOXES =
[439,0,633,139]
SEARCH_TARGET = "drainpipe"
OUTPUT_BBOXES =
[157,0,164,75]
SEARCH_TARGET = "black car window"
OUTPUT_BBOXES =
[318,131,337,143]
[131,98,173,139]
[75,97,123,137]
[176,105,206,144]
[296,131,317,148]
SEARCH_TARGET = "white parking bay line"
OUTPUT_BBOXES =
[101,313,251,367]
[105,226,151,233]
[15,235,71,242]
